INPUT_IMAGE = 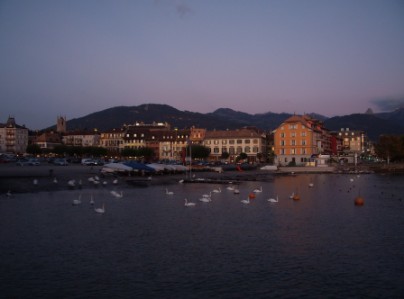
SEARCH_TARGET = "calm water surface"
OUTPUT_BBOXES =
[1,173,403,298]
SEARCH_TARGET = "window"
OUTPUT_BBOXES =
[244,139,250,144]
[280,149,284,155]
[291,148,295,154]
[302,140,306,145]
[236,146,242,154]
[281,140,285,146]
[245,146,250,153]
[280,133,285,138]
[291,140,296,146]
[229,147,235,154]
[222,140,227,145]
[214,147,219,153]
[253,147,258,153]
[229,140,235,144]
[222,147,227,153]
[237,139,242,144]
[301,132,306,137]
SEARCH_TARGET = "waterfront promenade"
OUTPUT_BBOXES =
[1,162,402,194]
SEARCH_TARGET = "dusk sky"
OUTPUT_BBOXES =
[1,0,404,130]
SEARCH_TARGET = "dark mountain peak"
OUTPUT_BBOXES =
[365,108,374,114]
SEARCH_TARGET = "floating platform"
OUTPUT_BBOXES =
[181,178,241,185]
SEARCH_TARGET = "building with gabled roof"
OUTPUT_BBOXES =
[202,127,266,163]
[0,116,29,154]
[273,114,331,166]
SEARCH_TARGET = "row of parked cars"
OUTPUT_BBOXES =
[15,157,69,166]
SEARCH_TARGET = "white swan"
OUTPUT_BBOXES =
[67,179,76,187]
[33,179,38,185]
[102,181,108,186]
[94,176,100,181]
[241,197,250,204]
[199,197,211,203]
[308,183,314,188]
[94,204,105,214]
[253,186,262,193]
[267,195,279,203]
[233,188,240,194]
[53,177,58,184]
[178,179,184,183]
[226,185,235,191]
[212,187,221,193]
[166,188,174,195]
[90,194,94,205]
[88,177,95,182]
[112,179,118,185]
[72,194,82,205]
[110,190,123,198]
[289,192,295,199]
[202,191,211,198]
[184,198,196,207]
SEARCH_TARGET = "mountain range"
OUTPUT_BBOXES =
[50,104,404,141]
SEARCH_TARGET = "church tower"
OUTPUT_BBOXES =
[57,116,67,133]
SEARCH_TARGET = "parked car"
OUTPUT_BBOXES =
[53,158,69,166]
[82,159,103,166]
[16,158,40,166]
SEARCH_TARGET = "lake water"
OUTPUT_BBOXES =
[1,173,403,298]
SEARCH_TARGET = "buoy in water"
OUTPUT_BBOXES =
[354,196,364,206]
[292,194,300,201]
[249,193,256,199]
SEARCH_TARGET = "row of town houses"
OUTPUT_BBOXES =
[1,115,371,166]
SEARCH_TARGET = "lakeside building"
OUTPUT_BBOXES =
[100,128,125,154]
[202,127,266,163]
[0,116,29,154]
[338,128,369,154]
[34,131,63,150]
[273,114,331,166]
[62,131,100,147]
[122,125,190,161]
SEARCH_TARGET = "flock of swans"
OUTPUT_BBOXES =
[165,184,283,207]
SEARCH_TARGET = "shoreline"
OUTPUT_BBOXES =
[1,163,402,194]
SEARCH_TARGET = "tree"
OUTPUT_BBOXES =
[26,144,42,155]
[375,135,404,162]
[236,152,248,162]
[221,152,230,160]
[187,144,210,159]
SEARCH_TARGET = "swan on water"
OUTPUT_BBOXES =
[233,188,240,194]
[94,204,105,214]
[226,186,235,191]
[184,198,196,207]
[33,179,38,185]
[202,192,211,198]
[72,194,82,205]
[90,194,94,205]
[212,187,221,193]
[241,197,250,204]
[199,197,211,203]
[308,183,314,188]
[112,179,118,185]
[166,188,174,195]
[67,180,76,187]
[267,195,279,203]
[53,177,58,184]
[289,192,295,199]
[253,186,262,193]
[110,190,123,198]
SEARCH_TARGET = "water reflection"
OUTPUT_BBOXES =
[0,173,403,298]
